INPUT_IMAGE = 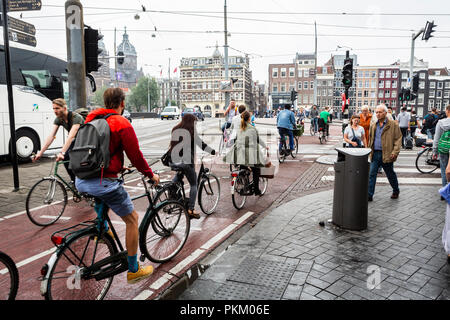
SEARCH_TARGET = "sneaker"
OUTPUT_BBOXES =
[187,209,200,219]
[127,264,154,284]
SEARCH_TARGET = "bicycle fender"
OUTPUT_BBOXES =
[40,250,58,296]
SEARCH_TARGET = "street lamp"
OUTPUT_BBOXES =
[144,64,162,112]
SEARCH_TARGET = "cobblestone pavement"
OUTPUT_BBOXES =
[179,161,450,300]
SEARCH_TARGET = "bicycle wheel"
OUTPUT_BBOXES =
[232,175,247,210]
[140,200,190,263]
[198,173,220,215]
[416,148,439,174]
[44,229,117,300]
[259,177,268,196]
[218,135,224,155]
[0,252,19,300]
[292,137,298,158]
[310,122,315,136]
[277,138,286,163]
[26,178,68,226]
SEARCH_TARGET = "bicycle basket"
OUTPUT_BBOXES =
[293,126,304,137]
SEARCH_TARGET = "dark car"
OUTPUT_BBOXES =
[181,107,204,121]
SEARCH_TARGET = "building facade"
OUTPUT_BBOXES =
[316,64,334,108]
[295,53,316,109]
[428,68,450,112]
[376,66,400,112]
[268,62,295,109]
[179,45,252,117]
[355,66,379,110]
[157,78,180,109]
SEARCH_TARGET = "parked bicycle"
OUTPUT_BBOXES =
[0,251,19,300]
[26,159,95,226]
[415,142,440,174]
[154,155,221,215]
[231,166,268,210]
[40,169,189,300]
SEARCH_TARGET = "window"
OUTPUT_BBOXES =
[281,68,286,77]
[429,91,435,98]
[436,100,442,109]
[385,80,391,88]
[445,91,450,98]
[364,90,369,98]
[304,69,309,78]
[402,72,408,79]
[281,83,286,92]
[429,99,434,107]
[438,82,444,89]
[418,94,424,105]
[392,71,398,78]
[437,91,442,98]
[371,71,376,78]
[289,83,295,91]
[379,70,385,78]
[298,69,303,78]
[429,81,436,88]
[289,67,295,77]
[386,70,391,78]
[385,90,390,98]
[365,80,370,88]
[419,81,425,89]
[392,91,397,98]
[357,91,362,98]
[304,81,308,89]
[419,73,426,79]
[445,82,450,89]
[378,80,384,88]
[272,84,278,92]
[310,81,314,89]
[298,82,302,90]
[392,81,397,89]
[365,71,370,78]
[378,91,384,98]
[358,80,363,88]
[322,68,327,74]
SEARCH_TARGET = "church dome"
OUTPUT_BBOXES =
[212,42,222,59]
[117,27,137,56]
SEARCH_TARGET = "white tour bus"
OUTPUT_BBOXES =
[0,43,69,162]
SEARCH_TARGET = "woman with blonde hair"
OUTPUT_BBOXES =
[224,111,268,195]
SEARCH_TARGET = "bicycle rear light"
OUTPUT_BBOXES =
[51,235,64,245]
[41,264,49,276]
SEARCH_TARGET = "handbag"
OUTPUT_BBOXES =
[261,163,278,179]
[161,150,171,167]
[348,127,362,148]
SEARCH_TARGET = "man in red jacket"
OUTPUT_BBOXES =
[76,88,160,284]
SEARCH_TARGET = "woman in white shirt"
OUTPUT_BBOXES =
[344,115,367,147]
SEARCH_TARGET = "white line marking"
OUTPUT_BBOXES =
[232,211,255,226]
[1,247,57,275]
[200,224,238,250]
[149,273,174,291]
[321,175,442,184]
[133,289,154,300]
[39,215,71,221]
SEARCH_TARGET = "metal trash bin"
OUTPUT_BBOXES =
[332,147,371,231]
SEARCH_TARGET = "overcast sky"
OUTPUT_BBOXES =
[8,0,450,83]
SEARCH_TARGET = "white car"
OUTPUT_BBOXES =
[160,106,180,120]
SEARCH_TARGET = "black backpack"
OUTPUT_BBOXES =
[424,113,438,129]
[69,114,118,179]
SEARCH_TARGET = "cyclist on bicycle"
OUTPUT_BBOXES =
[224,111,268,196]
[33,98,83,184]
[221,99,237,132]
[310,105,319,133]
[75,88,160,284]
[169,113,215,219]
[319,106,331,137]
[277,104,296,155]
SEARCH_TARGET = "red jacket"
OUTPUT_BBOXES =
[85,108,154,179]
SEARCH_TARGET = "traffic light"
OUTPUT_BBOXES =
[404,88,411,101]
[290,89,297,103]
[342,58,353,89]
[84,27,103,74]
[422,21,437,41]
[410,93,417,101]
[412,73,419,93]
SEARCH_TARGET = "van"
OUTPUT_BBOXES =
[160,106,180,120]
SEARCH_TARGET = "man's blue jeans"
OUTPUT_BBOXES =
[440,153,449,187]
[278,127,294,151]
[368,150,400,198]
[311,118,318,132]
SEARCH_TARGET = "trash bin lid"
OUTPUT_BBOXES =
[335,147,372,157]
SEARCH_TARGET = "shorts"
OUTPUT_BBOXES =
[75,177,134,217]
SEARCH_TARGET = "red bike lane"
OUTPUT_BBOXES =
[0,143,321,300]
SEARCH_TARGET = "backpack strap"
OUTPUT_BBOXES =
[67,111,73,132]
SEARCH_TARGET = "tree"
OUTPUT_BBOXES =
[90,85,109,107]
[127,76,160,112]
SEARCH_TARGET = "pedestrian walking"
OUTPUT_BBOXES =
[359,105,372,144]
[343,115,366,148]
[397,106,411,148]
[433,104,450,188]
[367,104,402,201]
[409,110,420,139]
[422,108,439,139]
[310,105,319,133]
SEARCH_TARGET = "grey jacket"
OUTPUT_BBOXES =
[224,125,267,167]
[433,117,450,154]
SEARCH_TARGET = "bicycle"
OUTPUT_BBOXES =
[318,124,328,145]
[40,169,189,300]
[415,142,440,174]
[231,166,268,210]
[0,251,19,300]
[154,155,221,215]
[26,159,95,226]
[218,121,232,156]
[277,130,298,163]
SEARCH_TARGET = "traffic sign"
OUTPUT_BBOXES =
[6,0,42,12]
[0,13,35,34]
[8,29,36,46]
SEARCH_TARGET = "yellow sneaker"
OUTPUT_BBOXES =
[127,264,154,284]
[94,229,115,243]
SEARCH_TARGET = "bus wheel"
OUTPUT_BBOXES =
[11,129,39,163]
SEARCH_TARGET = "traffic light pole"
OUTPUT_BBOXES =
[65,0,86,110]
[224,0,230,110]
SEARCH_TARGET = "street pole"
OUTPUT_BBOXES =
[168,57,171,106]
[114,27,118,87]
[224,0,230,110]
[65,0,86,111]
[147,76,150,112]
[313,21,318,106]
[1,0,19,190]
[409,29,424,111]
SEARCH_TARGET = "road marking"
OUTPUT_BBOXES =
[321,175,442,185]
[200,224,239,251]
[133,289,154,300]
[326,167,433,174]
[39,215,71,221]
[0,247,57,275]
[233,211,255,225]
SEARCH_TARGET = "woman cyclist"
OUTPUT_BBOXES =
[168,113,215,219]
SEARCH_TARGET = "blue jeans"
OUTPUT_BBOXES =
[440,153,449,187]
[278,127,294,151]
[426,129,434,140]
[368,150,400,198]
[311,118,318,132]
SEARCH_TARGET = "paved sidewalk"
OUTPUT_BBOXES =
[179,183,450,300]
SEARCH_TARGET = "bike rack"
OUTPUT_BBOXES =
[50,220,97,248]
